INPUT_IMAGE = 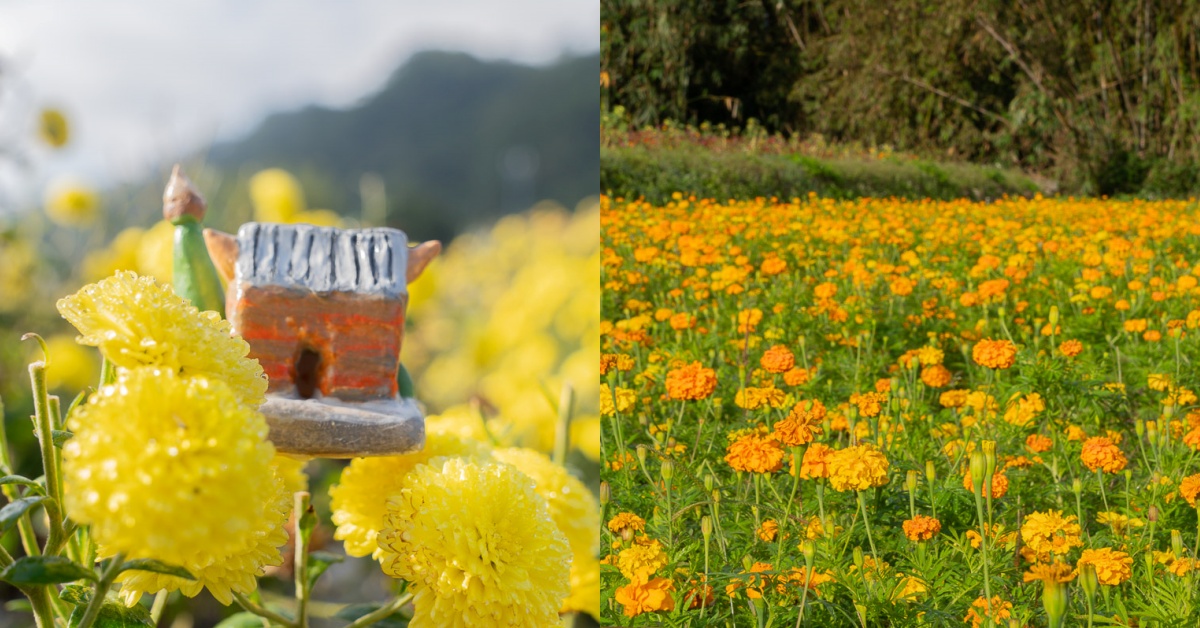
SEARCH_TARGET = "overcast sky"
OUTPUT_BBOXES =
[0,0,598,208]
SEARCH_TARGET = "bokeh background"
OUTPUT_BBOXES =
[0,2,599,625]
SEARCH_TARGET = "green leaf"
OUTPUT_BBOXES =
[52,430,74,447]
[118,558,195,581]
[213,612,267,628]
[61,584,91,606]
[68,595,153,628]
[0,496,50,535]
[1,556,96,585]
[305,551,344,589]
[0,475,43,492]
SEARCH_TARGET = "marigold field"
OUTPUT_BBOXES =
[600,194,1200,626]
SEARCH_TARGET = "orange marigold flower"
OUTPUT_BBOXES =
[972,339,1018,370]
[1180,473,1200,507]
[940,389,969,408]
[736,308,763,333]
[607,512,646,536]
[902,515,941,541]
[962,468,1009,499]
[1077,547,1133,585]
[964,596,1012,628]
[1021,510,1083,558]
[760,257,788,276]
[782,367,811,386]
[1023,561,1075,583]
[668,312,695,330]
[773,400,826,447]
[849,391,888,418]
[615,577,676,617]
[1080,437,1127,473]
[1026,433,1053,453]
[757,519,779,542]
[665,361,717,401]
[827,444,889,492]
[616,538,668,582]
[1059,339,1083,357]
[684,579,714,609]
[725,434,784,474]
[735,386,786,410]
[920,364,952,388]
[813,282,837,299]
[760,345,795,374]
[725,562,773,600]
[795,443,833,479]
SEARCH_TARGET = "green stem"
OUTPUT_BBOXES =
[973,490,992,609]
[29,360,66,553]
[75,552,127,628]
[294,493,312,628]
[151,590,168,625]
[343,593,414,628]
[233,592,295,628]
[552,384,574,466]
[856,491,879,566]
[1096,470,1109,511]
[23,585,57,628]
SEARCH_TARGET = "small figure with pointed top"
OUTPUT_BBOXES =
[166,165,440,457]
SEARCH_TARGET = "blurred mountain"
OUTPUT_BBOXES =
[202,51,599,242]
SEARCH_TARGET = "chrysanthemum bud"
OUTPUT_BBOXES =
[925,460,936,483]
[1123,469,1131,484]
[982,440,997,481]
[800,540,815,565]
[1042,578,1068,628]
[1172,529,1184,556]
[906,470,919,493]
[1135,419,1145,439]
[852,546,865,570]
[636,445,648,468]
[1048,305,1060,328]
[712,489,721,504]
[742,555,754,572]
[660,459,674,482]
[599,481,610,507]
[1149,505,1160,523]
[1071,478,1083,496]
[704,473,714,492]
[1079,562,1098,600]
[998,306,1007,319]
[701,516,712,541]
[969,450,987,494]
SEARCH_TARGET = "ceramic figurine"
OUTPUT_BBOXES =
[164,165,439,457]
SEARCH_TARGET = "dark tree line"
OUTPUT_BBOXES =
[602,0,1200,194]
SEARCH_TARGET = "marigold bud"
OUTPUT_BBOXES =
[600,481,610,507]
[969,450,987,494]
[925,460,936,483]
[660,459,674,482]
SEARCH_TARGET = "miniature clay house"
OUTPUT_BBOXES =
[171,165,440,458]
[231,223,410,402]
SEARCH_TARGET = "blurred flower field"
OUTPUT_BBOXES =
[601,193,1200,625]
[0,152,600,626]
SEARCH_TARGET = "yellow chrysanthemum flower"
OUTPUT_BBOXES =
[38,107,70,147]
[827,444,890,492]
[1077,547,1133,585]
[45,181,100,226]
[63,369,287,605]
[249,168,306,223]
[377,457,571,628]
[273,455,309,496]
[36,334,99,392]
[563,555,600,619]
[329,431,489,558]
[56,271,267,408]
[491,448,599,556]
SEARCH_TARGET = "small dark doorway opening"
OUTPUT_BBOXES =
[293,347,322,399]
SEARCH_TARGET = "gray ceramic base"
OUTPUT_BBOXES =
[260,395,425,458]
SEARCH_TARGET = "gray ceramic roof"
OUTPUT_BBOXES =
[235,222,408,298]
